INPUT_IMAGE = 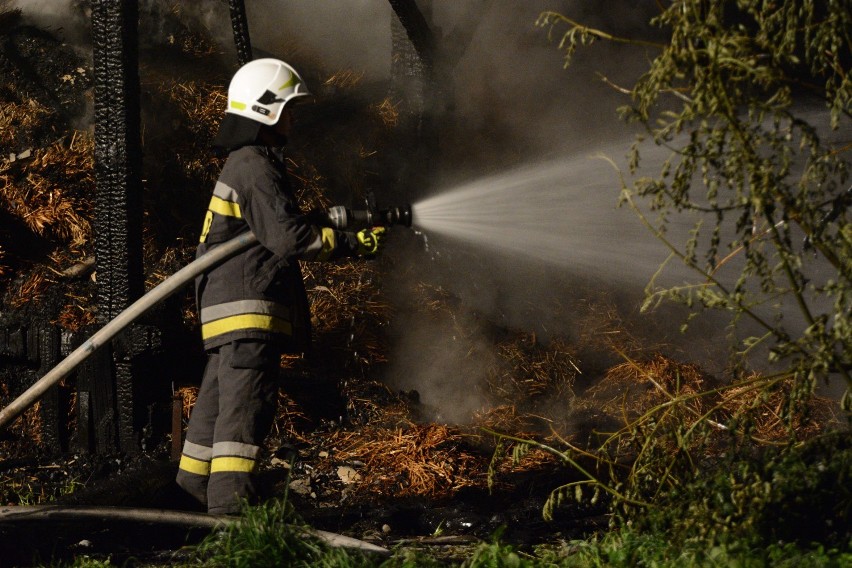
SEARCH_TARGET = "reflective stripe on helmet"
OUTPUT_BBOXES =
[278,72,300,91]
[225,58,311,126]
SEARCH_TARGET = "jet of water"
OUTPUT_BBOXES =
[411,155,685,287]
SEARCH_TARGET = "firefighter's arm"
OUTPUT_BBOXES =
[241,180,384,260]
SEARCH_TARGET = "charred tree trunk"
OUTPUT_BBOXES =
[89,0,144,454]
[388,0,437,200]
[228,0,253,66]
[388,0,435,73]
[34,323,63,453]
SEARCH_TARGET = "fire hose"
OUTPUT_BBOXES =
[0,231,257,430]
[0,203,412,431]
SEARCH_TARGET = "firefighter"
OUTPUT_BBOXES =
[176,58,385,515]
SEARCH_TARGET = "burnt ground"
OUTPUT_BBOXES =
[0,417,608,566]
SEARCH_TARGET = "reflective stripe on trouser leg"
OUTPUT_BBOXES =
[175,350,221,507]
[207,339,280,515]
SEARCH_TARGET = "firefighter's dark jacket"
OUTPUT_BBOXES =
[196,145,358,352]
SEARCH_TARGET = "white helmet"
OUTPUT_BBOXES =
[226,58,311,126]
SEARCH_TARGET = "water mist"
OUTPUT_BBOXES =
[410,153,689,287]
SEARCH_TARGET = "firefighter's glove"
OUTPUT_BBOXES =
[356,227,386,256]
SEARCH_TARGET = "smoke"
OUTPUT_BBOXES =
[9,1,766,420]
[7,0,90,46]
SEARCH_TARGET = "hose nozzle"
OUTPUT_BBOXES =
[324,204,412,230]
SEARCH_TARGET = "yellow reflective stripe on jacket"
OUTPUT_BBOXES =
[211,455,257,474]
[316,227,336,261]
[201,314,292,340]
[179,454,211,476]
[208,195,242,218]
[200,300,293,340]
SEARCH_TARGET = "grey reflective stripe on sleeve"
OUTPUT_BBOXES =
[182,440,213,461]
[213,181,239,201]
[200,300,290,324]
[213,441,261,459]
[208,181,242,218]
[200,299,293,340]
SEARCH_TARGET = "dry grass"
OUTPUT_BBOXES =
[0,133,94,249]
[9,269,50,308]
[153,81,225,179]
[0,99,53,149]
[373,98,400,128]
[161,81,227,145]
[487,335,578,402]
[158,2,222,57]
[177,386,198,424]
[574,353,840,458]
[323,69,364,91]
[716,375,839,442]
[323,423,485,501]
[587,354,707,420]
[53,294,96,332]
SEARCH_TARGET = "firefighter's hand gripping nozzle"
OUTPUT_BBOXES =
[323,203,413,230]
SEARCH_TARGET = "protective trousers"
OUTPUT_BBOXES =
[176,339,280,515]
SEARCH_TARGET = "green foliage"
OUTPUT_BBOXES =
[504,5,852,550]
[57,559,113,568]
[640,431,852,548]
[550,528,852,568]
[191,499,374,568]
[461,536,537,568]
[541,1,851,414]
